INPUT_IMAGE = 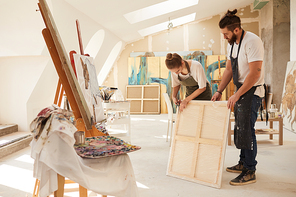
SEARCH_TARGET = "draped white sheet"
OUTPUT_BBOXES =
[31,113,138,197]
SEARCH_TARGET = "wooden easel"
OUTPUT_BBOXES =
[38,0,106,137]
[33,0,108,196]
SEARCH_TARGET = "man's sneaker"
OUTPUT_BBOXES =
[229,168,256,186]
[226,161,244,173]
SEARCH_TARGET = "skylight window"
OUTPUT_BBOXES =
[124,0,199,24]
[138,13,196,37]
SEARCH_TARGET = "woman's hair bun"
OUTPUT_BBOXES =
[166,53,173,60]
[226,9,237,17]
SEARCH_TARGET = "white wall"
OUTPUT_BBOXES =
[0,56,50,132]
[26,60,59,131]
[50,0,124,77]
[0,0,125,132]
[0,0,45,56]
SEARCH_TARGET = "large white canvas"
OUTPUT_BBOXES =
[281,61,296,131]
[73,54,105,123]
[167,101,230,188]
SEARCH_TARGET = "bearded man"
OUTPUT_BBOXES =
[211,9,265,186]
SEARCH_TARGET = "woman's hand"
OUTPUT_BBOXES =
[172,97,181,106]
[179,99,189,112]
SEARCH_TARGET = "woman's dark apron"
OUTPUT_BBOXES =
[178,61,212,100]
[231,29,257,150]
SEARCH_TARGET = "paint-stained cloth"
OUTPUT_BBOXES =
[30,105,138,197]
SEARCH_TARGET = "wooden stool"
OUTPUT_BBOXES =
[32,174,107,197]
[228,116,283,145]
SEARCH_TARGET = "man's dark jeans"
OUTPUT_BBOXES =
[239,95,262,171]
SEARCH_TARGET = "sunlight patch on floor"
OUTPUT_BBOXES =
[154,135,169,139]
[0,164,35,193]
[0,139,9,145]
[131,118,157,121]
[15,154,34,164]
[136,181,149,189]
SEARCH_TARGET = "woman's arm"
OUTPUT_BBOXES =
[184,87,206,102]
[172,85,181,105]
[179,87,206,111]
[179,60,207,111]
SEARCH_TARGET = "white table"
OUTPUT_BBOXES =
[103,101,131,142]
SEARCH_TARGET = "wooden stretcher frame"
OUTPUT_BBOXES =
[167,101,230,188]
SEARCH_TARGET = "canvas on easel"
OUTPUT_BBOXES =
[281,61,296,131]
[167,101,230,188]
[73,54,105,123]
[38,0,104,137]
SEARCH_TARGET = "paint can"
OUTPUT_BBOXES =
[270,112,275,118]
[270,108,278,118]
[74,131,85,145]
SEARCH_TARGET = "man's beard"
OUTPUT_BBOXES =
[228,33,237,45]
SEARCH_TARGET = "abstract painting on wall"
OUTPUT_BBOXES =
[206,55,226,99]
[128,56,161,85]
[281,61,296,131]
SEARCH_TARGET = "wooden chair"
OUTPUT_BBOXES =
[33,175,104,197]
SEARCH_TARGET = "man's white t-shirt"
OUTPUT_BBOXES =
[227,31,265,97]
[171,60,209,88]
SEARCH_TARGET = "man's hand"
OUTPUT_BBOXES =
[211,92,222,101]
[227,93,240,109]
